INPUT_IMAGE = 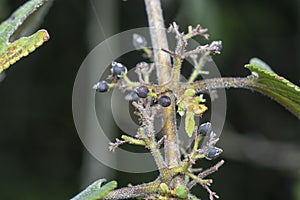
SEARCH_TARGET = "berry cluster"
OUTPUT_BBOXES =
[197,122,223,160]
[94,62,173,108]
[90,23,227,200]
[93,61,127,92]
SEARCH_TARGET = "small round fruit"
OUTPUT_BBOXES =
[94,81,109,92]
[111,61,127,76]
[197,122,212,136]
[175,185,188,199]
[126,91,139,102]
[135,86,149,98]
[158,96,171,107]
[206,146,223,160]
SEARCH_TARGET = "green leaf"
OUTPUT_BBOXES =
[0,0,51,73]
[71,179,118,200]
[185,111,195,137]
[249,57,275,73]
[245,63,300,118]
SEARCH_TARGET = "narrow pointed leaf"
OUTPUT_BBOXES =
[71,179,118,200]
[185,111,195,137]
[0,0,50,73]
[245,63,300,118]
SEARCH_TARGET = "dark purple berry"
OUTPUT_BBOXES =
[111,61,127,76]
[126,91,139,102]
[94,81,109,92]
[198,122,212,136]
[206,146,222,160]
[158,96,171,107]
[135,86,149,98]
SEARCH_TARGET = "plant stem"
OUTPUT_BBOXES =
[144,0,171,84]
[182,76,255,92]
[144,0,180,169]
[103,179,161,200]
[188,52,210,83]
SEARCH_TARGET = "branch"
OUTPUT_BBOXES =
[103,179,161,200]
[144,0,181,169]
[182,76,255,93]
[187,160,225,189]
[144,0,171,84]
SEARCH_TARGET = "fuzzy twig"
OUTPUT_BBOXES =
[103,179,161,200]
[144,0,181,170]
[187,160,225,189]
[182,76,256,93]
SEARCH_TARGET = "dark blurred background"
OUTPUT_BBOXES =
[0,0,299,199]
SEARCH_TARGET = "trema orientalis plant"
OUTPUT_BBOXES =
[0,0,299,200]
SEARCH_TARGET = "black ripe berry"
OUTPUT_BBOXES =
[206,147,223,160]
[126,91,139,102]
[158,96,171,107]
[111,61,127,76]
[136,86,149,98]
[94,81,109,92]
[197,122,212,136]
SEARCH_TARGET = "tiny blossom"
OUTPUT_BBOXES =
[209,41,222,54]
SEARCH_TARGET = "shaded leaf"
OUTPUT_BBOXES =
[71,179,118,200]
[185,111,195,137]
[0,0,50,73]
[245,63,300,118]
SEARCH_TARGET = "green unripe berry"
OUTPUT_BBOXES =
[175,185,188,199]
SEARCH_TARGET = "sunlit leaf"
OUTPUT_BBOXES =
[71,179,118,200]
[0,0,50,73]
[185,111,195,137]
[245,63,300,118]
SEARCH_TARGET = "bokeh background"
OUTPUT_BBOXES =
[0,0,299,199]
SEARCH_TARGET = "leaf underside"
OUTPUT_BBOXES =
[71,179,118,200]
[0,0,50,73]
[245,63,300,119]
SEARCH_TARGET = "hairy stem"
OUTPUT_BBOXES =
[144,0,180,169]
[144,0,171,84]
[182,76,255,92]
[103,179,161,200]
[188,52,210,83]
